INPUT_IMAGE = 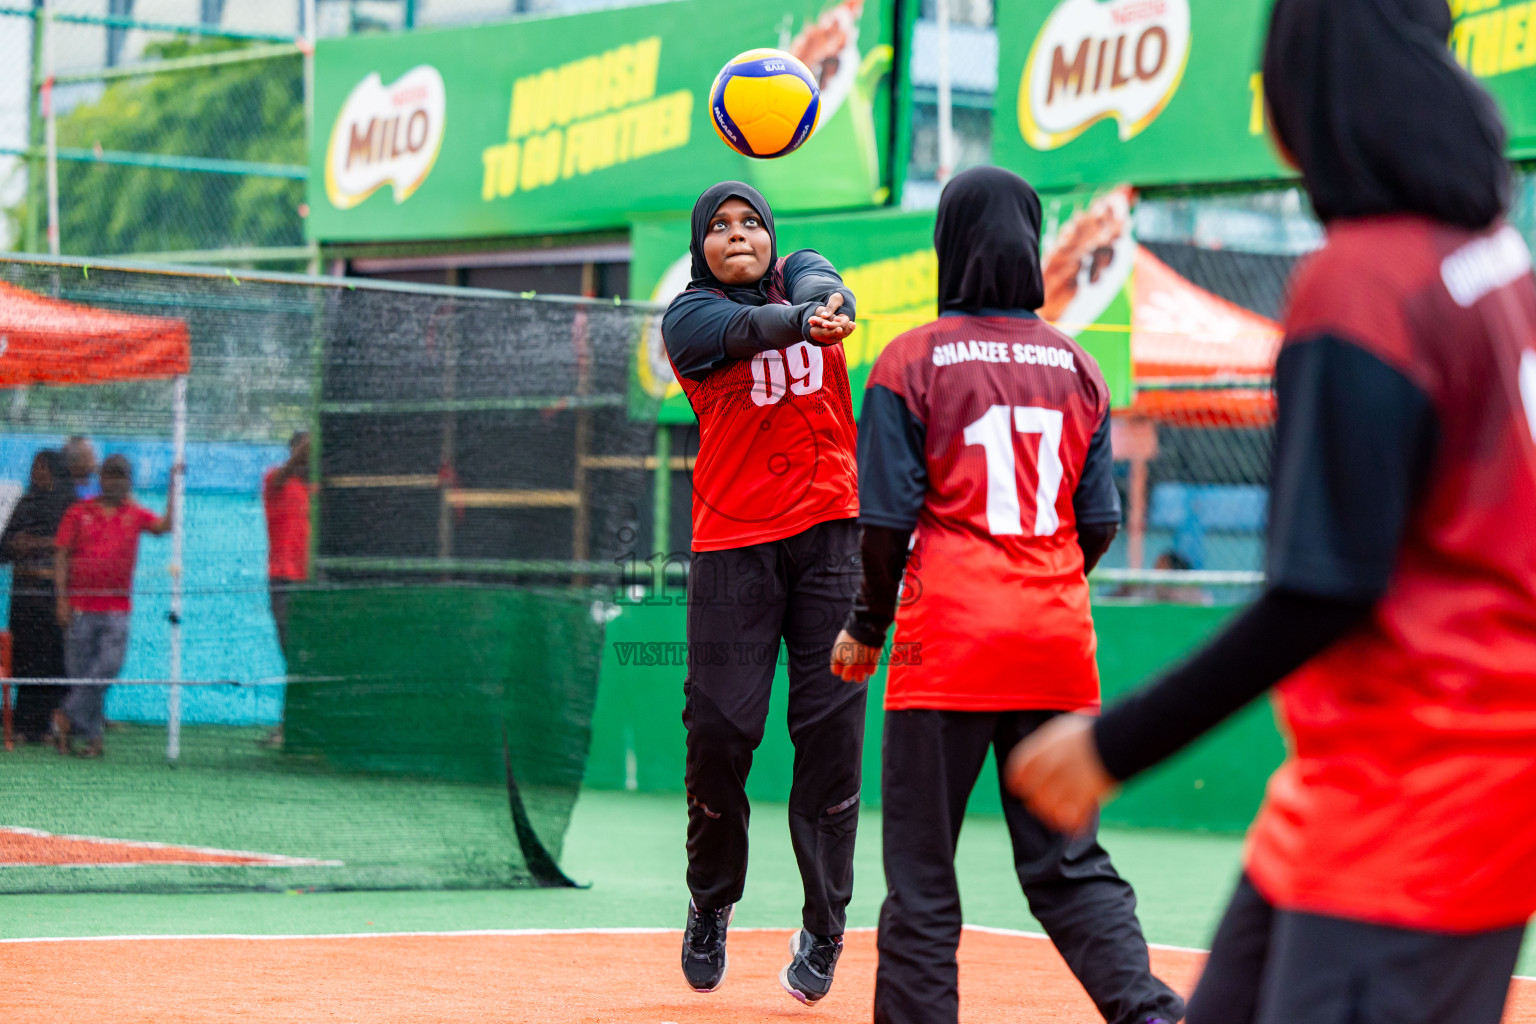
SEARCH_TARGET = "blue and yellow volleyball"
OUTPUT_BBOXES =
[709,48,821,159]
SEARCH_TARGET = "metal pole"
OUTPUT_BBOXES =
[24,3,44,253]
[935,0,954,185]
[167,374,187,762]
[303,0,318,275]
[42,0,59,255]
[651,426,670,563]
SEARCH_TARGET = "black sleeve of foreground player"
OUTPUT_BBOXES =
[1093,334,1440,782]
[1092,589,1373,781]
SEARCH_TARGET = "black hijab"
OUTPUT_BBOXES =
[935,166,1046,313]
[688,181,778,306]
[1263,0,1509,229]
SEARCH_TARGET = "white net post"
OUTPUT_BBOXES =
[166,374,188,763]
[42,0,59,256]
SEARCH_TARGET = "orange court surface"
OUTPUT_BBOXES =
[5,926,1536,1024]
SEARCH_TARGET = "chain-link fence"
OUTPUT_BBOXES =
[0,254,659,893]
[1,4,308,264]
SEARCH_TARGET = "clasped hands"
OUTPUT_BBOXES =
[808,292,856,345]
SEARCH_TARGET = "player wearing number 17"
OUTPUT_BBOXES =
[831,167,1182,1024]
[661,182,863,1005]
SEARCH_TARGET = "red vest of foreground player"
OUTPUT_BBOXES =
[1246,216,1536,932]
[669,258,859,551]
[869,314,1111,712]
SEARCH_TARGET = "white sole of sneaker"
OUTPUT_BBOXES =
[778,928,820,1006]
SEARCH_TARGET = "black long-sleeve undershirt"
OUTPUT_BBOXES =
[844,525,912,648]
[1091,335,1440,782]
[661,249,856,382]
[1093,590,1373,780]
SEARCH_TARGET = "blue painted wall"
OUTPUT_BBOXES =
[0,435,290,726]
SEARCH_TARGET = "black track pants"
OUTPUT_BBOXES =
[682,517,866,937]
[875,708,1185,1024]
[1188,874,1523,1024]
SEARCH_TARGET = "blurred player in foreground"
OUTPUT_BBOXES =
[662,182,863,1003]
[1007,2,1536,1022]
[831,166,1183,1024]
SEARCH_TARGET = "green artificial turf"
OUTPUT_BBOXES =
[0,724,538,893]
[0,785,1241,948]
[7,779,1534,976]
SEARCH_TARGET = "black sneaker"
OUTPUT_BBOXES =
[779,928,843,1004]
[681,900,733,993]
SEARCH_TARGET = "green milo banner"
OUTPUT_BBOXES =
[307,0,895,242]
[994,0,1536,191]
[631,192,1134,425]
[994,0,1288,190]
[1452,0,1536,159]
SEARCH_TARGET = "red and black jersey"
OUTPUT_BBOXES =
[1238,216,1536,932]
[859,310,1119,712]
[662,251,859,551]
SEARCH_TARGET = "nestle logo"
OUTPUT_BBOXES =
[1111,0,1166,25]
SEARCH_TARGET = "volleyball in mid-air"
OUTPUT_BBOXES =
[709,48,821,159]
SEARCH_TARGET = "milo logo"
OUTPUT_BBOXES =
[325,65,446,210]
[1019,0,1190,151]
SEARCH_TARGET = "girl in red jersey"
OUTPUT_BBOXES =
[661,182,863,1004]
[830,166,1183,1024]
[1008,2,1536,1023]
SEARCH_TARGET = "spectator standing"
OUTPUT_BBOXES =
[63,436,99,501]
[1,450,73,743]
[261,432,311,748]
[52,454,174,757]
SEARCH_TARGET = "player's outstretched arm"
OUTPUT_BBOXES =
[784,249,858,346]
[782,249,856,321]
[1008,334,1439,833]
[662,289,821,380]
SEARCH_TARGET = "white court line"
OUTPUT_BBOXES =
[0,924,1205,951]
[2,926,1531,983]
[962,922,1209,956]
[0,826,344,868]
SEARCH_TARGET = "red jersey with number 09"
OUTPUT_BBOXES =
[870,315,1113,712]
[1245,218,1536,932]
[670,260,859,551]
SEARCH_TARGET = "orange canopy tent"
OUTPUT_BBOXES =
[0,280,191,757]
[1114,248,1282,570]
[1127,246,1280,426]
[0,280,189,385]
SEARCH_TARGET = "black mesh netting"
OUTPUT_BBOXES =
[0,257,659,893]
[1098,240,1289,602]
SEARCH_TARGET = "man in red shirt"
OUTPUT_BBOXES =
[260,432,311,749]
[1007,2,1536,1022]
[52,454,174,757]
[661,182,862,1003]
[264,432,311,652]
[831,167,1181,1024]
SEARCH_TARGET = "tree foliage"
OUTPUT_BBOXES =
[8,37,305,257]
